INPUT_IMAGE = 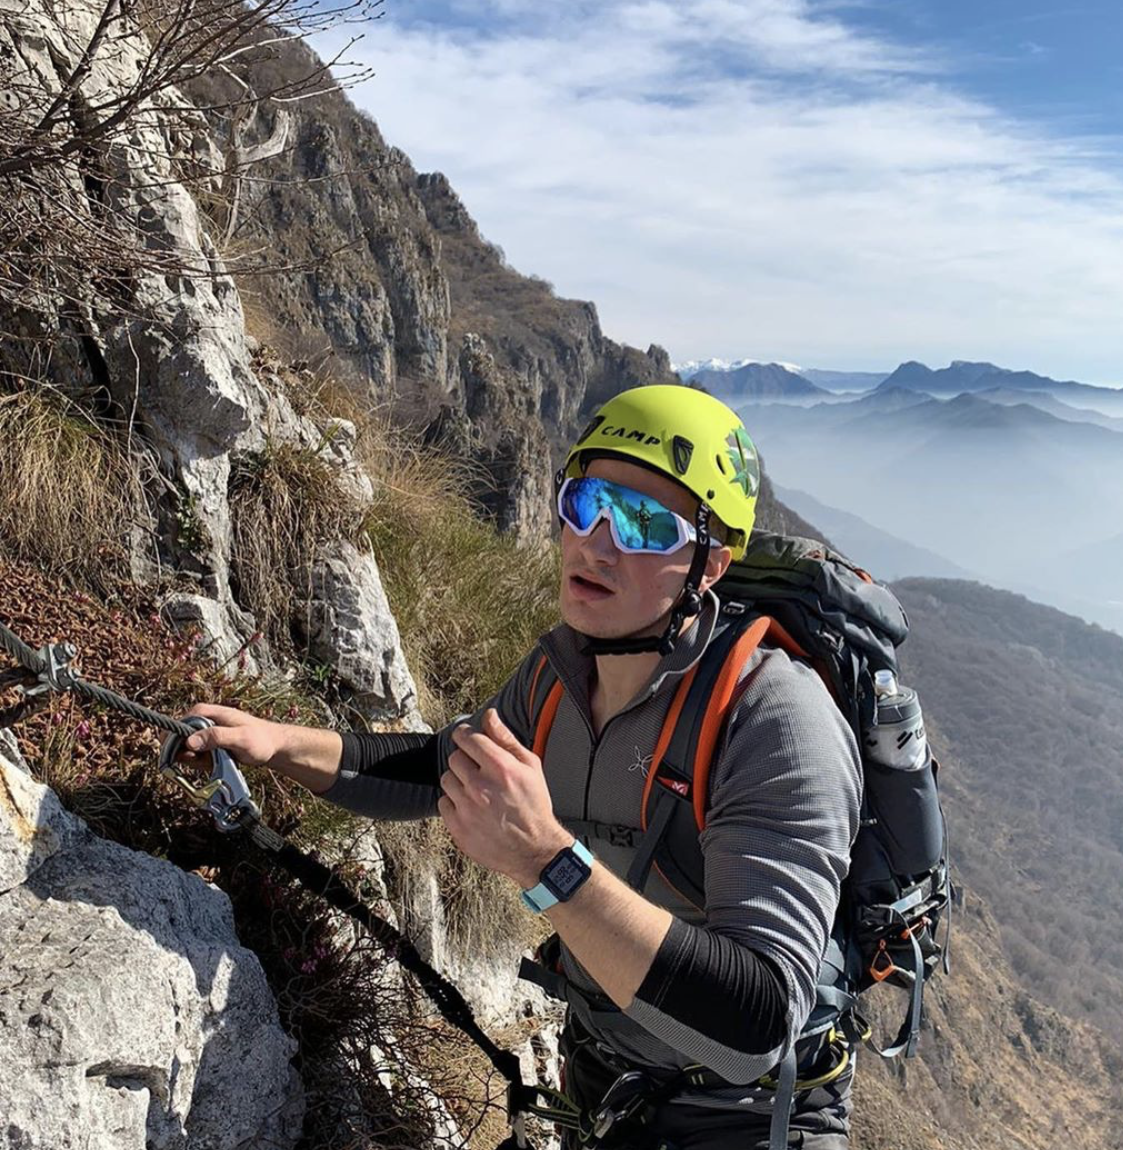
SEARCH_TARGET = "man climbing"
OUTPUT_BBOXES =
[179,385,862,1149]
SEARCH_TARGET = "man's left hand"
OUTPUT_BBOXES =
[441,708,572,888]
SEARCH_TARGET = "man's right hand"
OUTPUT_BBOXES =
[170,704,343,794]
[175,703,286,769]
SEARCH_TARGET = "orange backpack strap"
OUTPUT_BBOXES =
[630,613,808,903]
[638,663,702,831]
[691,615,808,830]
[528,653,564,761]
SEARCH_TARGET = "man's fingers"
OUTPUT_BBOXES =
[434,768,459,805]
[181,724,242,758]
[185,703,249,724]
[445,756,492,810]
[446,748,479,782]
[482,708,536,765]
[450,722,498,769]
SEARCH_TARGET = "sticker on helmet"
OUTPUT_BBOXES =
[726,427,760,498]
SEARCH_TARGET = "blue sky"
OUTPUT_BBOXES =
[846,2,1123,134]
[321,1,1123,382]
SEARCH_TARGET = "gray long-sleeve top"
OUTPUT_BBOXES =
[319,591,862,1109]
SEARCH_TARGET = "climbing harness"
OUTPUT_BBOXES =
[0,619,546,1149]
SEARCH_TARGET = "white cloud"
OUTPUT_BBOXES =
[322,0,1123,382]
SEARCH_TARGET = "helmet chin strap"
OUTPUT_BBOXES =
[580,504,712,658]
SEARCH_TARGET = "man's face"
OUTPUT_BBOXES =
[559,456,730,641]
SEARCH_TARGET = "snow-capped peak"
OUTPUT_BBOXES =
[673,357,804,380]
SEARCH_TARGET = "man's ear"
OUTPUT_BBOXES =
[701,546,733,592]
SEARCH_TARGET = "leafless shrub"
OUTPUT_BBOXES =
[0,0,382,391]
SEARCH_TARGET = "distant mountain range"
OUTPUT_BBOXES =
[738,386,1123,636]
[800,368,889,392]
[878,360,1123,416]
[773,484,979,581]
[974,387,1123,433]
[674,357,805,379]
[677,357,1123,419]
[689,361,831,402]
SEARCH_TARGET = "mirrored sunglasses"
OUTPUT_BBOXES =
[558,477,718,555]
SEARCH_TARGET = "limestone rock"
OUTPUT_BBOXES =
[158,592,263,676]
[299,539,424,729]
[0,742,303,1150]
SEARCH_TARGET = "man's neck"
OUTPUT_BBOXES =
[591,648,663,721]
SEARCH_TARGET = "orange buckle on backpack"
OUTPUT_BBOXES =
[869,940,898,983]
[896,915,930,944]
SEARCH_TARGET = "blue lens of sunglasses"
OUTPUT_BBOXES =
[559,478,691,553]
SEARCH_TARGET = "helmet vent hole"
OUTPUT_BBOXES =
[715,454,727,474]
[672,436,694,475]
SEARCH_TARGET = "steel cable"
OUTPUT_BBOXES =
[0,618,193,735]
[0,619,47,673]
[0,617,528,1106]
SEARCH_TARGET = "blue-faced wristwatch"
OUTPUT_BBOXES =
[521,840,595,913]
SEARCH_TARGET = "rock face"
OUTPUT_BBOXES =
[0,0,422,728]
[299,540,423,730]
[0,733,304,1150]
[186,56,678,539]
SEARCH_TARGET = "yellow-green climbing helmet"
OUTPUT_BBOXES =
[564,385,760,560]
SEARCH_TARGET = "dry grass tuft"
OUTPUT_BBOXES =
[374,819,547,960]
[361,420,561,728]
[0,389,145,590]
[228,440,368,652]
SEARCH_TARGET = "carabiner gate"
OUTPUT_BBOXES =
[159,715,261,832]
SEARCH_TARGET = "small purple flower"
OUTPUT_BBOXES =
[75,720,91,741]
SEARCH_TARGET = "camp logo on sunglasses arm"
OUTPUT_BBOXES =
[576,415,662,448]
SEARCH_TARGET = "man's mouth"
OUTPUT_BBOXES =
[568,572,615,600]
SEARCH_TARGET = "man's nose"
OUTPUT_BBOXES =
[580,517,619,561]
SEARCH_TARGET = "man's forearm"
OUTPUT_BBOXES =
[541,853,790,1078]
[273,725,343,794]
[545,862,673,1008]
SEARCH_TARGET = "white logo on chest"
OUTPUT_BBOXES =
[630,746,654,777]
